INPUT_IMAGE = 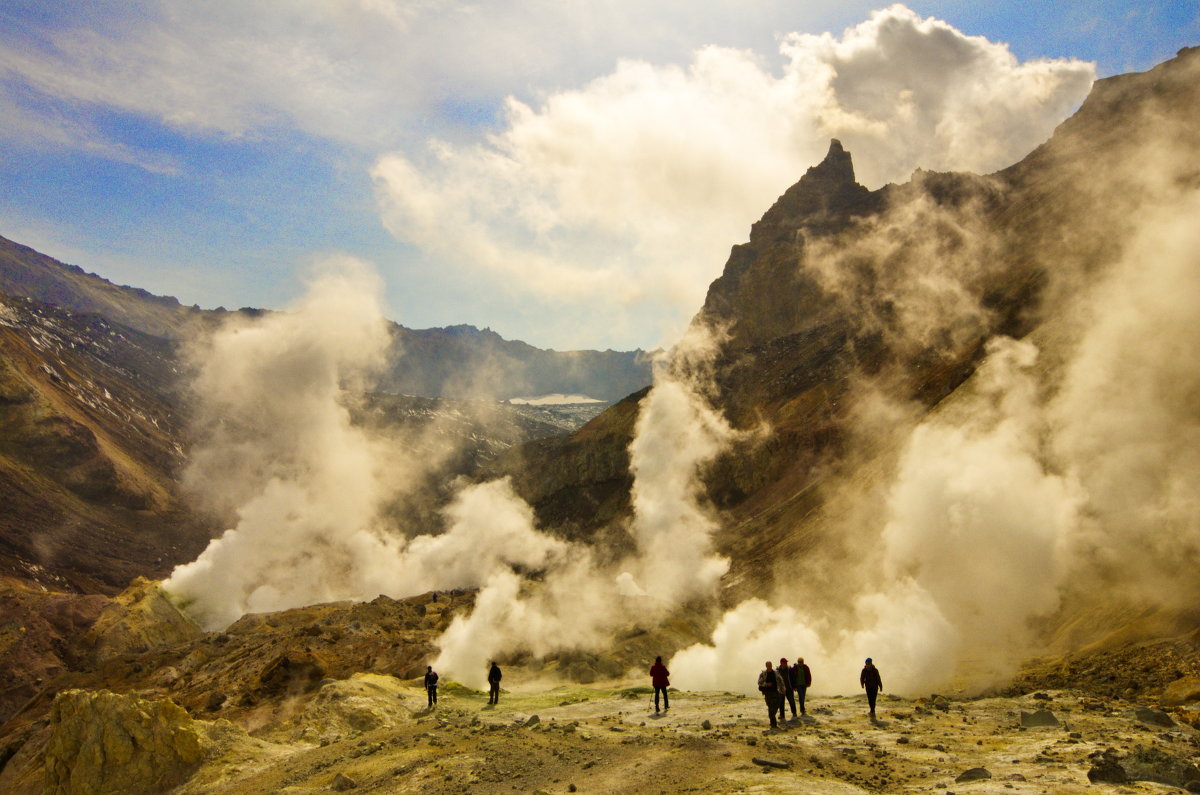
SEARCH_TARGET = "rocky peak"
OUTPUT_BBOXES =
[750,138,874,244]
[698,139,879,351]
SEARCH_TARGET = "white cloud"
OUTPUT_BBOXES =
[2,3,1093,348]
[0,1,424,144]
[373,5,1093,347]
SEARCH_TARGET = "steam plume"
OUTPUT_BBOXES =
[432,326,738,685]
[166,261,573,629]
[672,178,1200,696]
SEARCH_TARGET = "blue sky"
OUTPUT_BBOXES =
[1,1,1196,351]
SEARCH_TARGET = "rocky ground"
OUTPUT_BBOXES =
[1,579,1198,794]
[4,674,1200,793]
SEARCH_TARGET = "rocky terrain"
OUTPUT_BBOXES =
[0,577,1197,794]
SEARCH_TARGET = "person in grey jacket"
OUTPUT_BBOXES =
[757,661,785,728]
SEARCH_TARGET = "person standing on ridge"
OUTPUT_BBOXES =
[777,658,797,721]
[860,657,883,718]
[487,661,503,705]
[757,660,785,729]
[423,665,439,708]
[793,656,812,716]
[649,655,670,713]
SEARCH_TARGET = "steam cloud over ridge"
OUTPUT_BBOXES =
[670,169,1200,696]
[165,260,574,629]
[373,5,1092,347]
[163,15,1196,699]
[165,260,742,676]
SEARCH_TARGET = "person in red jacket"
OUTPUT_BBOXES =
[649,656,670,713]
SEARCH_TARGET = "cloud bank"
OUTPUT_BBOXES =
[373,5,1092,346]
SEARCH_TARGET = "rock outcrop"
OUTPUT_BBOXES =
[73,577,201,665]
[43,689,204,795]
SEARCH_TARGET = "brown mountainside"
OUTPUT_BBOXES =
[506,47,1200,603]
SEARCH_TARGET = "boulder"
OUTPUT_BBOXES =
[331,772,358,790]
[1123,745,1200,789]
[1087,749,1128,784]
[1019,709,1060,728]
[955,767,991,783]
[752,757,791,769]
[44,689,204,795]
[1134,707,1175,727]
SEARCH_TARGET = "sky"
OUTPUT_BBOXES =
[1,1,1197,351]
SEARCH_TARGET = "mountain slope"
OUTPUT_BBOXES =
[508,46,1200,611]
[0,291,212,593]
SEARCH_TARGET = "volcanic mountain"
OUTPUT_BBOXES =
[506,45,1200,613]
[1,46,1199,795]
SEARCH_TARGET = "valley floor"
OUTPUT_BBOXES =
[137,678,1200,794]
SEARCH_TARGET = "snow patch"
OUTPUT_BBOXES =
[507,393,605,405]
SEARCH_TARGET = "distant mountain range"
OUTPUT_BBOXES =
[0,234,653,403]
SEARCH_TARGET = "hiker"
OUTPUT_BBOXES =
[777,658,797,721]
[649,655,670,713]
[487,661,503,705]
[757,661,785,729]
[860,657,883,717]
[792,656,812,715]
[423,665,439,708]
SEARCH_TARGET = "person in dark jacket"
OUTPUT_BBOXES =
[423,665,439,708]
[487,661,503,705]
[649,655,670,713]
[860,657,883,717]
[792,656,812,715]
[776,658,796,721]
[757,661,785,728]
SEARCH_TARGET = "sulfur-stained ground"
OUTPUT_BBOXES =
[166,675,1199,794]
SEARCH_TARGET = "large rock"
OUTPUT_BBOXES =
[1019,709,1060,728]
[73,577,201,664]
[1162,676,1200,707]
[1122,745,1200,790]
[43,689,204,795]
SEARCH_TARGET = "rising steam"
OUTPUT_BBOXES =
[432,326,740,686]
[670,178,1200,697]
[166,32,1197,701]
[165,260,575,630]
